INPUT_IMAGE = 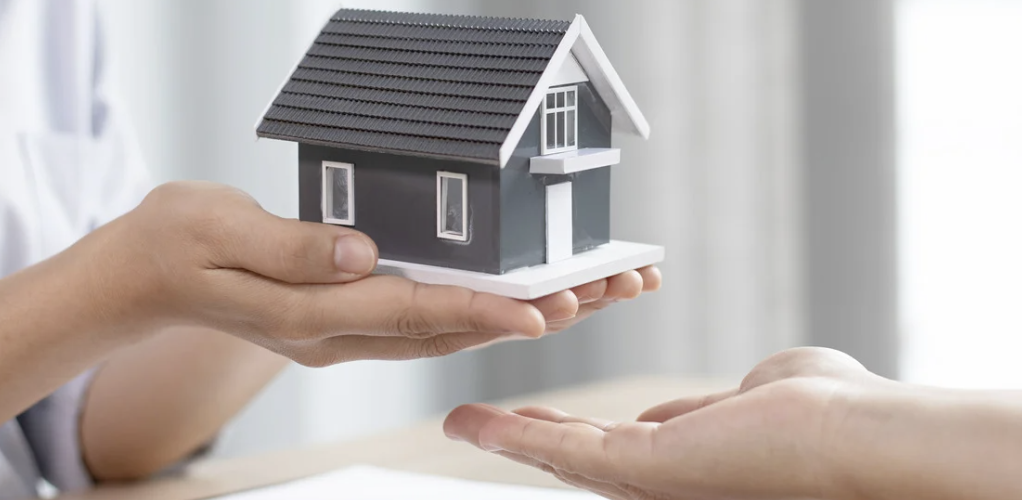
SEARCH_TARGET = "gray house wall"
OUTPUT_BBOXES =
[499,82,613,272]
[297,83,613,276]
[298,144,501,273]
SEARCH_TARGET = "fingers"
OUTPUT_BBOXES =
[446,405,656,491]
[540,265,661,310]
[529,290,580,322]
[557,271,645,327]
[299,331,506,366]
[542,306,600,334]
[214,207,379,284]
[603,270,644,301]
[513,406,619,431]
[444,403,509,447]
[492,450,633,500]
[476,412,622,480]
[458,268,653,340]
[208,272,546,346]
[536,267,662,334]
[305,275,547,339]
[636,388,739,423]
[571,279,609,304]
[637,266,663,292]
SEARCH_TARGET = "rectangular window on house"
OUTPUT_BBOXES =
[542,86,579,155]
[322,162,354,226]
[437,171,468,241]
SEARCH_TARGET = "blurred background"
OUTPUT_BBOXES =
[92,0,1022,458]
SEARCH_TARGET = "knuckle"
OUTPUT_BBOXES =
[143,182,239,255]
[394,283,440,338]
[459,289,488,331]
[418,334,461,358]
[392,282,483,337]
[396,310,430,338]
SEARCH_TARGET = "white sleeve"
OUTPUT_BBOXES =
[13,60,148,484]
[15,371,98,491]
[14,9,211,491]
[7,8,140,491]
[85,12,155,230]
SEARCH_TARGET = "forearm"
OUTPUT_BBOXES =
[0,241,143,423]
[835,383,1022,500]
[81,326,288,481]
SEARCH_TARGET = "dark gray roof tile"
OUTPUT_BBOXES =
[305,44,549,72]
[315,34,557,58]
[290,68,531,102]
[259,121,501,162]
[322,22,564,47]
[259,8,571,162]
[265,107,508,143]
[329,10,571,33]
[273,93,517,129]
[282,81,526,115]
[299,56,541,87]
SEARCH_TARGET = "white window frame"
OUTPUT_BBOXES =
[540,85,579,156]
[322,161,354,226]
[436,171,468,242]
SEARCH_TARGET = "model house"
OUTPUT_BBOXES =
[256,8,663,299]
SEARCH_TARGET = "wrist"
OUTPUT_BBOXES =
[61,218,166,345]
[825,380,1022,500]
[0,233,153,420]
[817,377,911,500]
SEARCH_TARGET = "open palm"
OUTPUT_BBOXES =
[445,348,878,500]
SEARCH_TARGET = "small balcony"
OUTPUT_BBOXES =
[529,148,621,175]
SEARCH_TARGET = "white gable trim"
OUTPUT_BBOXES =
[550,54,589,87]
[498,17,581,167]
[499,15,650,168]
[575,16,651,140]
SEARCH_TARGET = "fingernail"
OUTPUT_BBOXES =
[335,235,376,274]
[547,309,576,322]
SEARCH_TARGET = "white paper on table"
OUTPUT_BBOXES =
[210,465,602,500]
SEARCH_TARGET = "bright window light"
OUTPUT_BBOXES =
[898,0,1022,388]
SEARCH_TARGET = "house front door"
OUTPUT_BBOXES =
[545,182,573,263]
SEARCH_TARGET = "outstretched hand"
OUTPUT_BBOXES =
[445,348,882,500]
[85,181,658,366]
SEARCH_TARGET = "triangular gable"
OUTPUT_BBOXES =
[498,14,650,167]
[550,54,589,87]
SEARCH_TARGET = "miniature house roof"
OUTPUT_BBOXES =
[256,8,649,168]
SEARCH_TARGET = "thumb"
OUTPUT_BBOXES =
[636,388,738,423]
[215,208,378,284]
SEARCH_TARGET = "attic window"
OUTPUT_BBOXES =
[541,86,578,155]
[322,162,354,226]
[437,171,468,242]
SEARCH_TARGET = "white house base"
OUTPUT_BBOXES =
[375,240,665,300]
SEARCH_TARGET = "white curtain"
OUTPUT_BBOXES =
[97,0,811,458]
